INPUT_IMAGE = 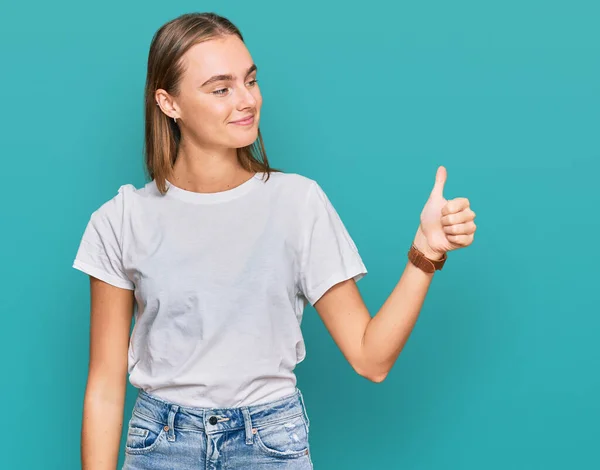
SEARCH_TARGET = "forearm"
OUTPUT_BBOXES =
[361,227,443,381]
[81,383,127,470]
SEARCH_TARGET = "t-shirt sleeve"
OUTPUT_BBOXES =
[298,181,367,306]
[72,186,134,290]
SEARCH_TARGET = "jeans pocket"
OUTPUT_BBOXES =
[124,410,167,455]
[253,413,310,459]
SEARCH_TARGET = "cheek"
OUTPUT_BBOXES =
[212,103,235,124]
[254,89,263,109]
[189,101,231,129]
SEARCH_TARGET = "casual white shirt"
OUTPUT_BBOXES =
[73,171,367,407]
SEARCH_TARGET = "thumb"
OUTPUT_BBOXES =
[430,166,447,198]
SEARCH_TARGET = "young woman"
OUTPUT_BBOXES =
[73,12,477,470]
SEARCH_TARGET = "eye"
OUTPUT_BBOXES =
[212,88,229,96]
[211,79,258,97]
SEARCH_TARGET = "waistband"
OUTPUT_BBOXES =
[132,387,310,437]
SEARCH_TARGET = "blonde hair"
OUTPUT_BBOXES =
[144,12,280,194]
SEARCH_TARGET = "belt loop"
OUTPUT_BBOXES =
[167,404,179,442]
[297,388,310,428]
[241,407,253,445]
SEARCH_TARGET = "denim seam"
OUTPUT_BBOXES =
[133,409,209,432]
[253,429,309,459]
[132,408,306,435]
[252,411,305,429]
[124,428,167,455]
[133,409,166,426]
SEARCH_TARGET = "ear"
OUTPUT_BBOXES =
[155,89,179,119]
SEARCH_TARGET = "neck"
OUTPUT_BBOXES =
[169,140,254,194]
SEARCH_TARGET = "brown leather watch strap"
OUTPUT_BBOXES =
[407,244,447,273]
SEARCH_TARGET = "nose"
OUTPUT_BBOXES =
[236,83,257,110]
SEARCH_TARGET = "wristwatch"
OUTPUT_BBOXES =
[408,244,447,273]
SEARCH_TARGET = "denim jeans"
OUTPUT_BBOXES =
[122,388,314,469]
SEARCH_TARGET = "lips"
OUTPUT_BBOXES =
[230,115,254,124]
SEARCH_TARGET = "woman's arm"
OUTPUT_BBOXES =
[315,168,476,382]
[81,277,134,470]
[314,227,442,382]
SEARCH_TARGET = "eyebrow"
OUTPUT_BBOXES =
[200,64,258,87]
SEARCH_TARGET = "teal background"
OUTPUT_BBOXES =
[1,1,598,468]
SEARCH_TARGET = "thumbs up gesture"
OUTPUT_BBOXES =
[417,166,477,256]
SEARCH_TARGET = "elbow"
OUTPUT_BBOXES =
[354,364,389,383]
[364,371,388,383]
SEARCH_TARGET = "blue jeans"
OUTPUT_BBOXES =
[122,388,314,469]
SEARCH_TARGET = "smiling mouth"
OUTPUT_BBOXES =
[230,115,255,125]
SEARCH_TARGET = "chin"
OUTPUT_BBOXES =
[230,130,259,148]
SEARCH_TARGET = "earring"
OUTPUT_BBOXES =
[174,117,177,123]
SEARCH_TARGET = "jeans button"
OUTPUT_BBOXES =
[209,416,218,425]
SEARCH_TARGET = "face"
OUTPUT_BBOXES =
[159,35,262,150]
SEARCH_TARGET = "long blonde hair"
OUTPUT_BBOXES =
[144,12,280,194]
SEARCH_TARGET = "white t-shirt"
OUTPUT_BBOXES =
[72,171,367,408]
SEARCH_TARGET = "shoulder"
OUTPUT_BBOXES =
[262,171,321,201]
[88,182,144,224]
[264,172,341,230]
[262,170,315,187]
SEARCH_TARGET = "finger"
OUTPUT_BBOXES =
[441,208,476,226]
[443,221,477,236]
[430,166,447,199]
[447,233,474,245]
[441,197,470,216]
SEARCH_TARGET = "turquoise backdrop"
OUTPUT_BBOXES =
[1,1,598,468]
